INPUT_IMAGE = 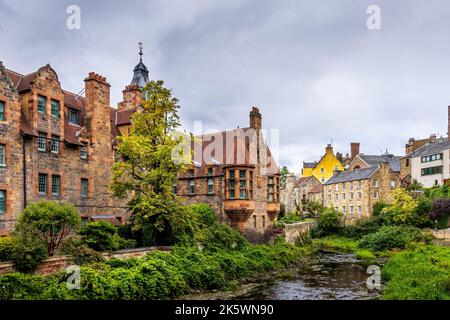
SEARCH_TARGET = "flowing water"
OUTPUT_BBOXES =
[237,253,381,300]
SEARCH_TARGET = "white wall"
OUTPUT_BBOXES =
[411,149,450,187]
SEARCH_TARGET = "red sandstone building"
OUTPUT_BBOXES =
[0,54,280,241]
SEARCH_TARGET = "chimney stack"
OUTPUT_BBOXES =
[350,142,360,159]
[249,106,262,130]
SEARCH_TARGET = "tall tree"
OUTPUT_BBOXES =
[280,166,290,185]
[111,80,198,244]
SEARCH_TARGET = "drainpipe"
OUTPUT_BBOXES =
[22,135,27,209]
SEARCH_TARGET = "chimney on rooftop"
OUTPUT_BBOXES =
[350,142,360,160]
[249,106,262,130]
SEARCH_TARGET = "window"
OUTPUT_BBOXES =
[350,206,354,213]
[38,132,47,151]
[374,180,379,188]
[358,206,362,214]
[262,215,266,228]
[267,176,275,202]
[81,146,88,160]
[249,171,254,199]
[228,170,235,199]
[321,177,325,183]
[421,153,443,163]
[350,192,354,200]
[342,182,346,190]
[406,159,410,167]
[51,135,59,153]
[0,190,5,214]
[335,193,338,201]
[52,175,60,196]
[51,99,60,117]
[374,191,378,199]
[358,192,362,200]
[69,109,79,124]
[208,178,214,194]
[0,101,5,121]
[253,216,257,228]
[189,170,195,194]
[421,166,443,176]
[342,193,346,200]
[37,95,47,113]
[0,144,5,167]
[358,181,362,189]
[390,180,396,189]
[172,181,178,195]
[342,206,346,213]
[207,167,213,176]
[38,173,47,195]
[239,170,247,199]
[81,179,88,198]
[350,182,354,190]
[334,184,338,192]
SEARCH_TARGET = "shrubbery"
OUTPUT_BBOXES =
[0,237,14,262]
[311,208,342,237]
[358,226,432,251]
[81,221,136,252]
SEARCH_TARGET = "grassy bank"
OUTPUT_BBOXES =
[382,245,450,300]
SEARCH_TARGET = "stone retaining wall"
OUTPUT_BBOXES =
[283,221,316,244]
[0,246,172,275]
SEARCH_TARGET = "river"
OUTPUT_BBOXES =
[236,253,381,300]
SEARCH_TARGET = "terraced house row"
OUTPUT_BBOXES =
[0,52,280,241]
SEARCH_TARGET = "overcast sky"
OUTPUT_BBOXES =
[1,0,449,173]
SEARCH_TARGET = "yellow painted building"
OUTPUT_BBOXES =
[301,144,344,184]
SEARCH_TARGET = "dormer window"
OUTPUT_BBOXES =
[69,109,79,125]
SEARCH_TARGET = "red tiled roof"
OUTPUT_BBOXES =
[309,184,323,194]
[115,108,136,126]
[20,110,37,137]
[5,69,36,92]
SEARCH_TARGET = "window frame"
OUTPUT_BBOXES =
[38,173,48,195]
[0,100,5,121]
[52,175,61,197]
[0,144,6,167]
[37,95,47,114]
[81,178,89,198]
[50,135,60,154]
[68,108,79,125]
[0,190,6,214]
[38,132,47,152]
[81,145,88,160]
[51,99,60,118]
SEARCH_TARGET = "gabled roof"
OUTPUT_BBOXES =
[358,154,401,172]
[325,167,378,185]
[405,138,450,159]
[309,184,323,194]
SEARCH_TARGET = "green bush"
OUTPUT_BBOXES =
[60,238,104,265]
[189,204,217,226]
[340,215,385,239]
[0,237,14,262]
[410,197,433,228]
[81,221,134,252]
[373,201,388,216]
[199,224,248,252]
[311,208,342,237]
[11,233,48,273]
[358,226,432,251]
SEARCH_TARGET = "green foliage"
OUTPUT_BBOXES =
[311,208,342,237]
[429,199,450,228]
[189,204,217,227]
[382,245,450,300]
[199,224,248,252]
[381,189,418,224]
[425,185,450,200]
[11,229,48,273]
[81,221,136,252]
[373,201,388,216]
[111,80,199,245]
[0,237,14,262]
[280,166,289,185]
[304,200,325,217]
[340,215,385,239]
[358,226,432,251]
[60,238,104,265]
[410,196,433,228]
[14,201,81,256]
[273,212,304,228]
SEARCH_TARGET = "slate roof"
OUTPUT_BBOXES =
[359,154,401,172]
[405,138,450,158]
[303,161,317,169]
[309,184,323,193]
[325,167,378,185]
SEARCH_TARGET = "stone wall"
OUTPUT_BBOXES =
[283,221,316,244]
[0,246,172,275]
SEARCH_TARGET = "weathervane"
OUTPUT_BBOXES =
[139,42,143,62]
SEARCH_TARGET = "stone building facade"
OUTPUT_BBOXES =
[176,107,281,243]
[323,162,400,224]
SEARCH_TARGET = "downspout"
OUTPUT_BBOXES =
[22,134,27,209]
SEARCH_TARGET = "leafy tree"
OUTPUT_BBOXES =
[81,221,136,252]
[111,80,200,244]
[304,200,325,218]
[405,179,423,192]
[280,166,290,185]
[381,189,417,224]
[14,201,81,256]
[429,199,450,227]
[372,201,388,216]
[311,207,342,237]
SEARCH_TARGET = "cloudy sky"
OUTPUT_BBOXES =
[1,0,449,172]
